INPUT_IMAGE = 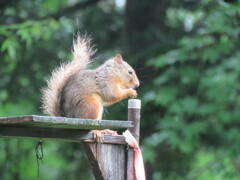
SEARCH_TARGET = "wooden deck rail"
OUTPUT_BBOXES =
[0,99,141,180]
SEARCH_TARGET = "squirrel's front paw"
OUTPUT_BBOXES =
[91,130,104,143]
[128,89,137,98]
[101,129,118,136]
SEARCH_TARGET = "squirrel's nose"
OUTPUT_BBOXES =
[135,81,140,88]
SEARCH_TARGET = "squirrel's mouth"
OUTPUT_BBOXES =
[124,85,135,90]
[122,84,131,90]
[124,80,140,90]
[122,81,139,90]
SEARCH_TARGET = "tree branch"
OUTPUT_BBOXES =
[49,0,100,20]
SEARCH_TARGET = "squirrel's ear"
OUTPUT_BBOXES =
[115,54,123,64]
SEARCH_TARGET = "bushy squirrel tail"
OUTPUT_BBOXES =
[41,34,95,116]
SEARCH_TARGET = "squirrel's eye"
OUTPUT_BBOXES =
[128,70,133,75]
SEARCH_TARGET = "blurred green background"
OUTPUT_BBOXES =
[1,0,240,179]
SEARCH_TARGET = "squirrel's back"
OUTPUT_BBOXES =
[41,34,95,116]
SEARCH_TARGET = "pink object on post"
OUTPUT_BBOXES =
[123,130,146,180]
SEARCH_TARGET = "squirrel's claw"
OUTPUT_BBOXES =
[101,129,118,136]
[91,130,104,143]
[91,129,118,143]
[128,89,137,98]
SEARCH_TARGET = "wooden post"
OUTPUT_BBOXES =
[83,143,126,180]
[127,99,141,180]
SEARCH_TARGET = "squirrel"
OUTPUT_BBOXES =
[41,34,140,142]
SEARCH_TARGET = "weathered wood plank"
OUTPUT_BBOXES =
[127,149,135,180]
[127,99,141,180]
[0,115,133,130]
[128,100,141,142]
[0,126,127,144]
[83,142,127,180]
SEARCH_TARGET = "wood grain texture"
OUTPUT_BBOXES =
[83,142,127,180]
[0,115,133,130]
[127,148,135,180]
[128,109,141,143]
[127,99,141,180]
[0,126,127,144]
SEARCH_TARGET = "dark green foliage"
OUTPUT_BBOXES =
[142,1,240,179]
[1,0,240,179]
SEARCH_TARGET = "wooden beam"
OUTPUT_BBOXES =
[83,143,127,180]
[0,115,133,130]
[127,99,141,180]
[128,100,141,143]
[0,125,127,144]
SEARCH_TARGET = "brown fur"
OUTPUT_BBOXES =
[41,34,94,116]
[42,35,139,120]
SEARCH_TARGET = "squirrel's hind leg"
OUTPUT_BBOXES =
[75,97,117,142]
[75,96,102,120]
[75,97,104,142]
